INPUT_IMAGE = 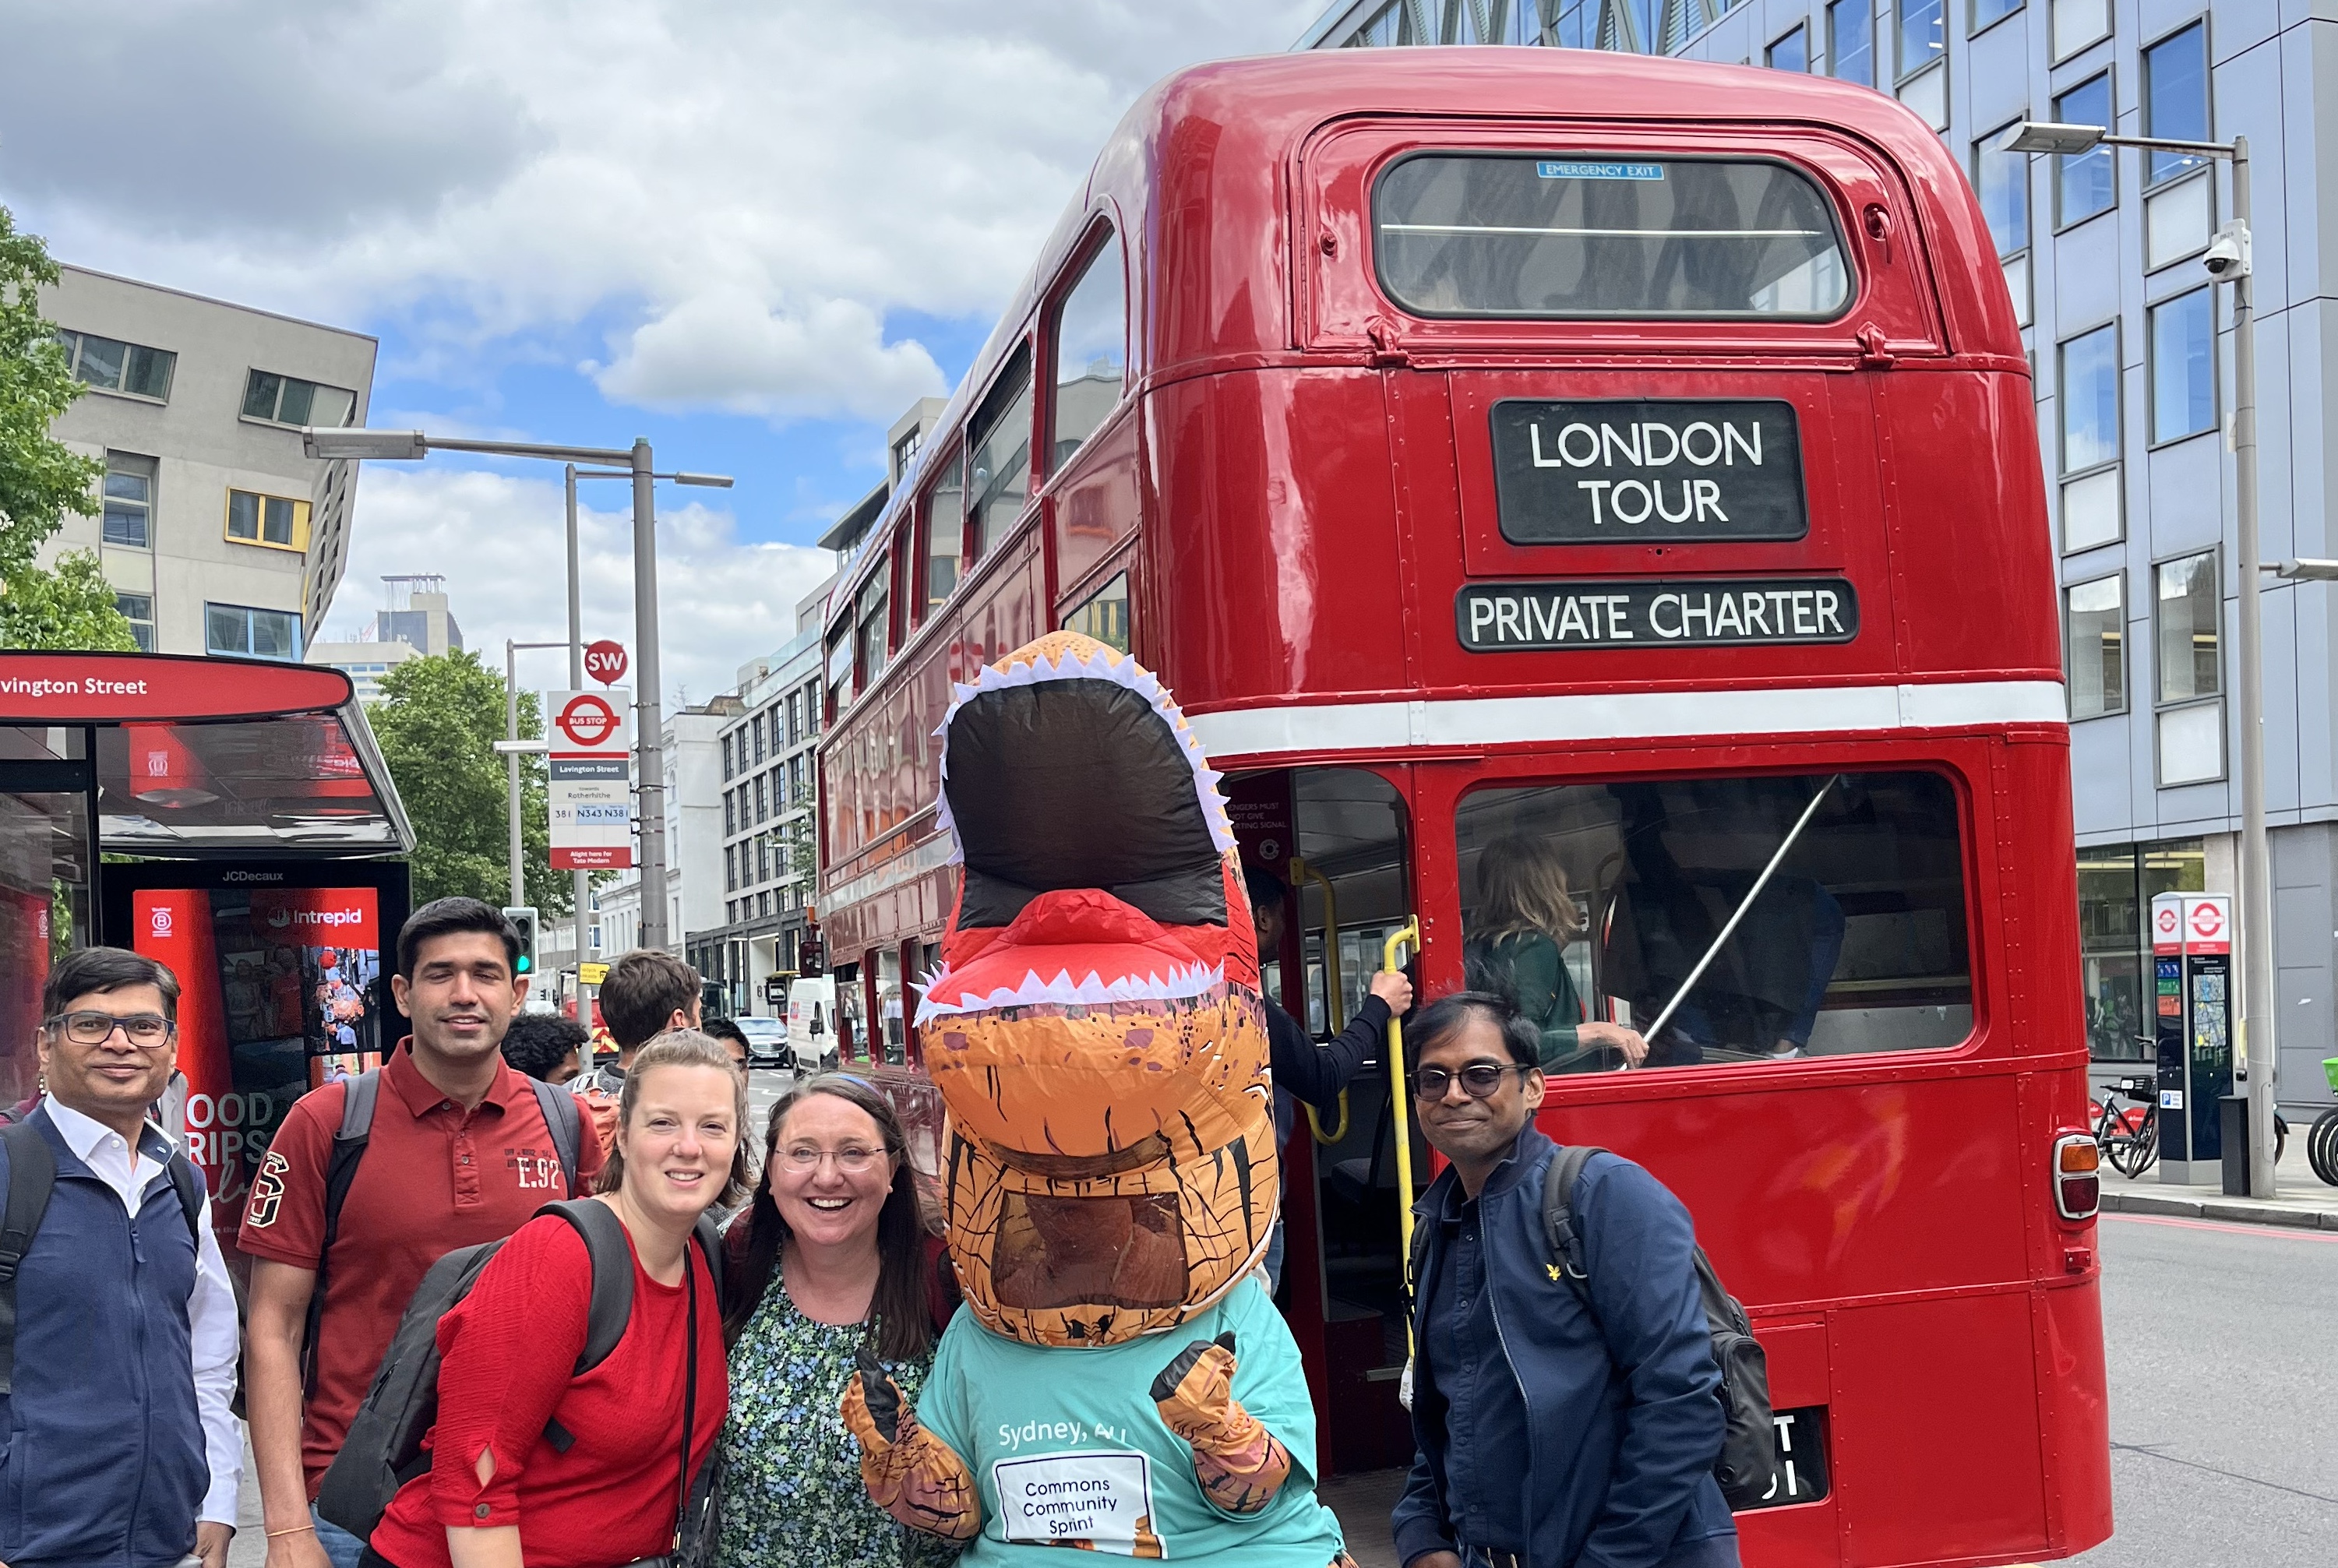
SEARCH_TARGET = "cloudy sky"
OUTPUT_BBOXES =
[0,0,1321,700]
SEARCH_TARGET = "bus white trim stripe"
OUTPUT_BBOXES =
[1181,679,2066,759]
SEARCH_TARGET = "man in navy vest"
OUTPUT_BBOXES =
[0,947,242,1568]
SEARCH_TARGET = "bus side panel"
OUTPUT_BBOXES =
[1874,372,2061,683]
[1832,1290,2049,1564]
[1144,368,1406,708]
[2034,1276,2114,1555]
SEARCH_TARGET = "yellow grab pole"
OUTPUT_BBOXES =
[1384,918,1423,1311]
[1292,857,1351,1144]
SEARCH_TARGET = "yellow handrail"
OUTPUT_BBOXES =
[1384,918,1422,1333]
[1291,857,1350,1144]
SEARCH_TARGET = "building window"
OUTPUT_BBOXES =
[2156,552,2219,704]
[892,425,923,483]
[101,452,157,548]
[788,692,802,746]
[226,489,309,550]
[757,837,771,882]
[2054,73,2116,227]
[749,714,763,764]
[1767,23,1808,71]
[115,594,155,652]
[2059,322,2121,552]
[2052,0,2111,60]
[722,733,735,779]
[1974,125,2029,259]
[55,330,175,401]
[2142,22,2209,187]
[755,773,768,823]
[1897,0,1943,79]
[725,791,735,835]
[2065,575,2125,718]
[206,603,302,661]
[2149,288,2216,445]
[2078,840,2202,1062]
[726,845,739,893]
[1971,0,2021,33]
[1829,0,1874,85]
[1049,227,1127,470]
[790,753,805,806]
[241,371,357,428]
[1064,573,1130,654]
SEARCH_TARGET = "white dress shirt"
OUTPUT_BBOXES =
[44,1098,244,1528]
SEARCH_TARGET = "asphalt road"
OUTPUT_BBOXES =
[2070,1213,2338,1563]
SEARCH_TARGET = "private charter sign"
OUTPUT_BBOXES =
[1458,578,1857,650]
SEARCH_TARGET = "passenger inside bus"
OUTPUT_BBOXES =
[1462,835,1649,1073]
[1457,770,1969,1067]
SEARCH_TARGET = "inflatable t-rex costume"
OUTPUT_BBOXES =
[843,632,1351,1566]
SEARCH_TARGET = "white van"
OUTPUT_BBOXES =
[786,978,839,1073]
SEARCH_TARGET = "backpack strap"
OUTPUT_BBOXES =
[1540,1143,1605,1296]
[165,1150,203,1246]
[527,1076,584,1196]
[0,1120,58,1397]
[693,1211,725,1307]
[540,1198,638,1375]
[303,1070,380,1400]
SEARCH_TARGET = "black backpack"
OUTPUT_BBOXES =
[302,1068,583,1397]
[0,1116,203,1396]
[1541,1145,1776,1511]
[316,1198,724,1541]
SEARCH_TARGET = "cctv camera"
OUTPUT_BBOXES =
[2202,221,2252,280]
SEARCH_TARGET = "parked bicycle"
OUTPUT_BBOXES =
[2309,1059,2338,1188]
[2093,1075,2159,1178]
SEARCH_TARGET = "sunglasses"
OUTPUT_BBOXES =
[1409,1062,1532,1101]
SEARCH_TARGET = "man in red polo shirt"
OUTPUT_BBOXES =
[241,897,604,1568]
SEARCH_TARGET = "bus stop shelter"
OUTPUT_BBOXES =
[0,650,413,1107]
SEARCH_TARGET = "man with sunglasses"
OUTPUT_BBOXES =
[0,947,242,1568]
[1392,992,1738,1568]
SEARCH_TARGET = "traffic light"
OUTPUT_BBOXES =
[503,906,541,976]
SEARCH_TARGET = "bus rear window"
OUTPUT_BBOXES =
[1455,770,1969,1071]
[1375,155,1851,320]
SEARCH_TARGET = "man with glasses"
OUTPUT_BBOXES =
[1391,992,1738,1568]
[0,948,242,1568]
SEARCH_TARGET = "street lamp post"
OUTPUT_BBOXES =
[499,640,570,907]
[303,427,731,954]
[1999,122,2273,1195]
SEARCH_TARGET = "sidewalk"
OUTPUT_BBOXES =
[2100,1161,2338,1228]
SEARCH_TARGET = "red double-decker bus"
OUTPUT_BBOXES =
[816,48,2111,1565]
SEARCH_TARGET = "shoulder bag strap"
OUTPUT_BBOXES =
[304,1069,379,1400]
[527,1076,583,1196]
[0,1121,58,1397]
[675,1253,699,1555]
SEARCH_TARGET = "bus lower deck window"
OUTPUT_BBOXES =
[1455,770,1969,1070]
[1374,155,1851,319]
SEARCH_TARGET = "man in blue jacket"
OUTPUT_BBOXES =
[0,946,242,1568]
[1391,992,1738,1568]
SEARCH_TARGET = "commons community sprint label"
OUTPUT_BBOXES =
[1490,397,1807,544]
[1457,577,1857,650]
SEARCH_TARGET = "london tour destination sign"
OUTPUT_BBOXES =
[1490,397,1807,544]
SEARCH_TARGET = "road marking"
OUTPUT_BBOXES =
[2105,1213,2338,1243]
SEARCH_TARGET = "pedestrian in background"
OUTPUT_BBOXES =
[501,1013,590,1085]
[716,1075,958,1568]
[576,949,704,1154]
[365,1030,739,1568]
[0,947,242,1568]
[242,898,599,1568]
[1246,865,1411,1291]
[1392,992,1736,1568]
[704,1015,753,1073]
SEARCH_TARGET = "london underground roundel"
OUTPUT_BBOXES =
[554,692,622,750]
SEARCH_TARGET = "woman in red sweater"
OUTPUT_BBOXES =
[366,1030,744,1568]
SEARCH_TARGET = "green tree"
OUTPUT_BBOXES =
[369,650,574,918]
[0,203,137,650]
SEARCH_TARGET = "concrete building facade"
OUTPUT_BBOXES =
[1303,2,2338,1119]
[596,698,732,961]
[39,266,375,660]
[307,575,465,703]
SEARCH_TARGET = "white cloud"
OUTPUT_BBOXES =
[337,466,834,708]
[1,0,1322,426]
[593,290,945,421]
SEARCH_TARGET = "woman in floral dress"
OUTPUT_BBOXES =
[718,1075,957,1567]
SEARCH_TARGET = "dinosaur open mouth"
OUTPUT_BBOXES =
[992,1193,1190,1310]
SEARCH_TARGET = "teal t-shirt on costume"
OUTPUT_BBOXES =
[916,1277,1345,1566]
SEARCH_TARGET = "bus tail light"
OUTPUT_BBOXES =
[2053,1133,2100,1221]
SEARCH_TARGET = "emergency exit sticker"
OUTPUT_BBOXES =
[994,1451,1156,1554]
[1537,160,1664,180]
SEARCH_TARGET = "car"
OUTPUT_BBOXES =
[734,1013,790,1069]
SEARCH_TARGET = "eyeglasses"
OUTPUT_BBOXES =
[1409,1062,1532,1101]
[778,1144,887,1174]
[48,1011,175,1048]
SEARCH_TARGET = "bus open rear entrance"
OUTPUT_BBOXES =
[0,650,414,1234]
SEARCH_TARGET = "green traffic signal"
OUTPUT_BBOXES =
[503,906,541,976]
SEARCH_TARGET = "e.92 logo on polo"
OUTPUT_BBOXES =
[1490,398,1807,544]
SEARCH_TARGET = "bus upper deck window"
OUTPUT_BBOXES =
[1374,155,1852,320]
[1050,229,1127,470]
[968,345,1034,560]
